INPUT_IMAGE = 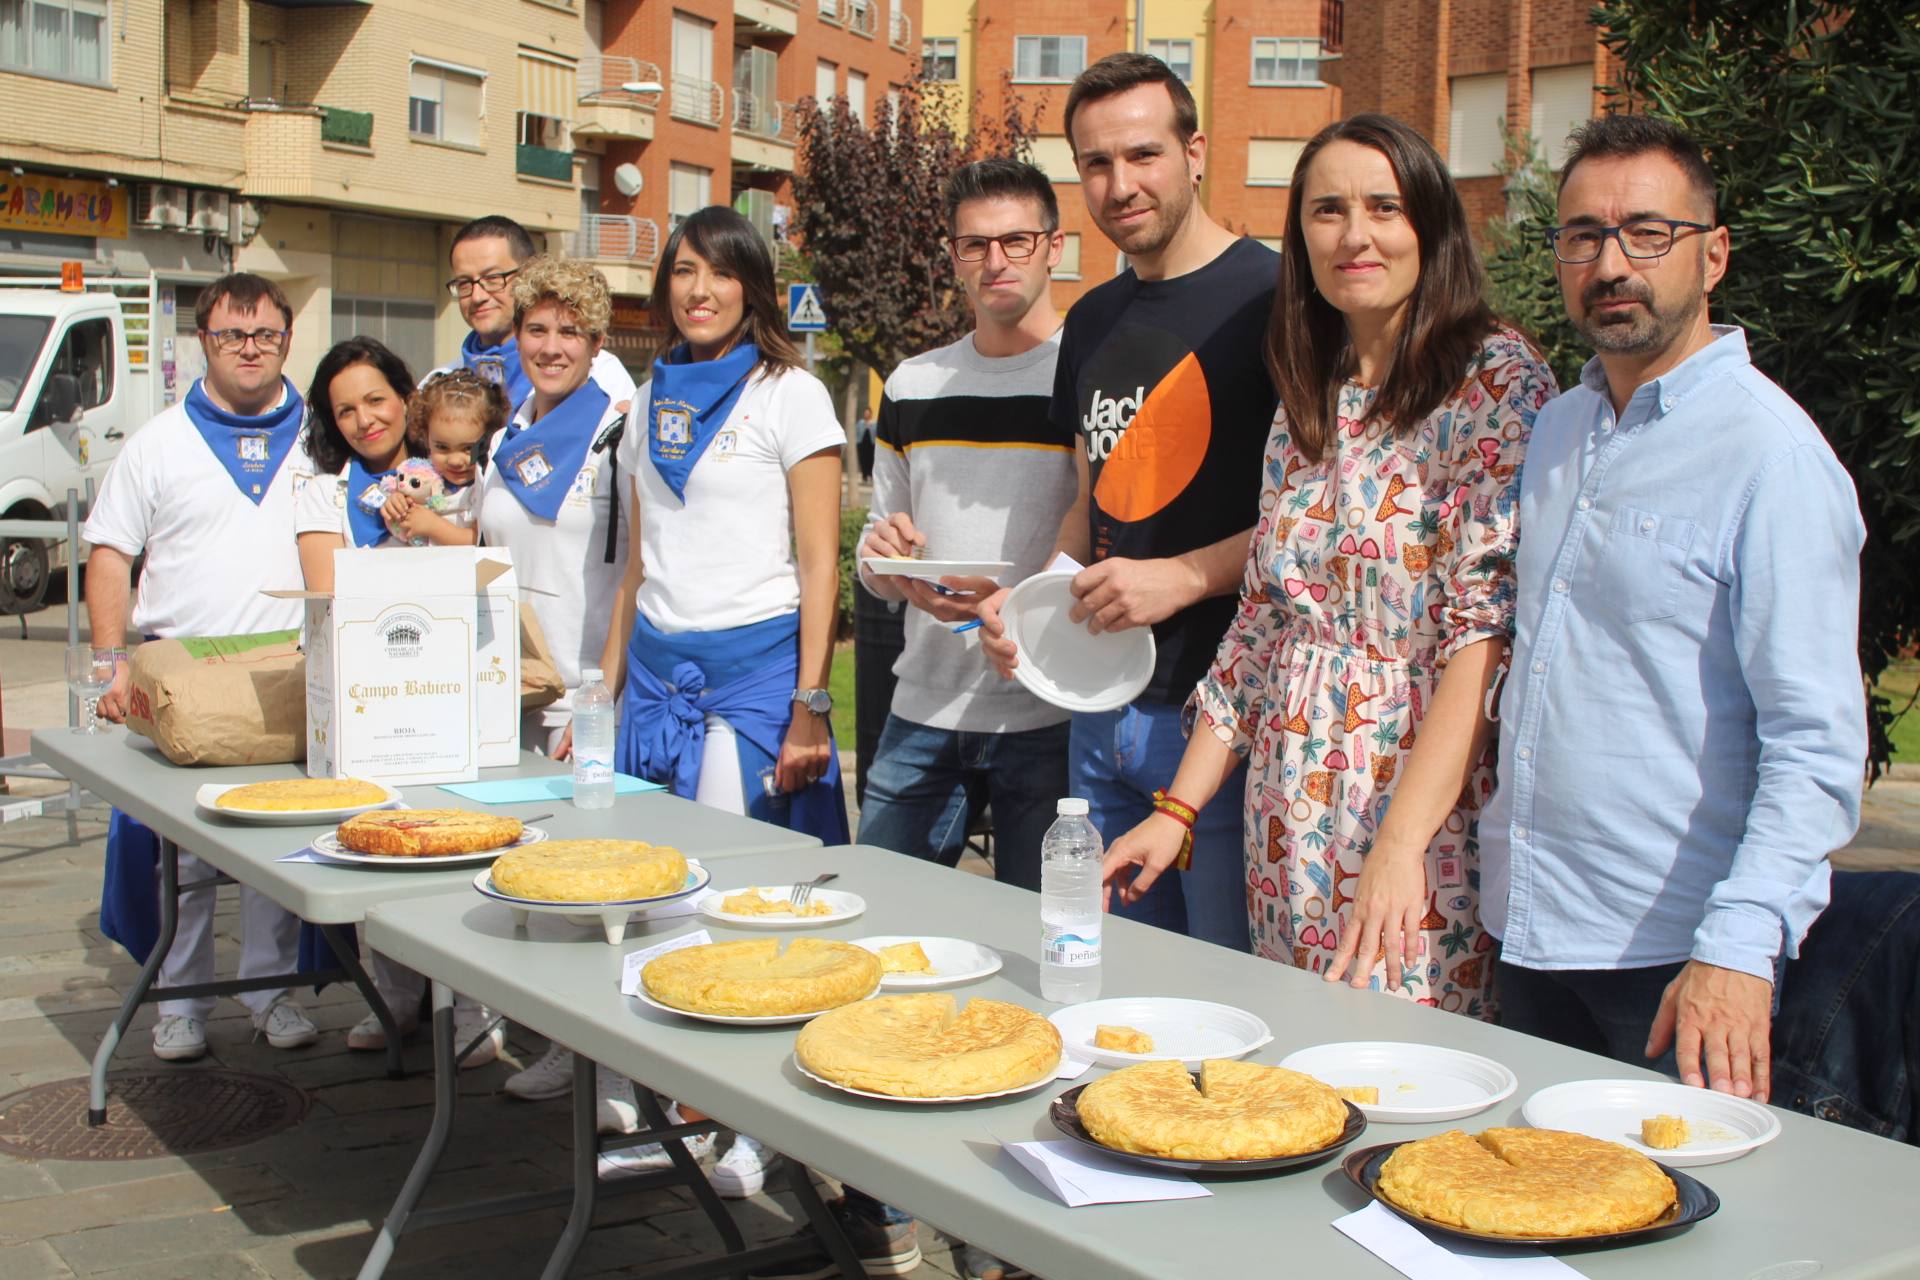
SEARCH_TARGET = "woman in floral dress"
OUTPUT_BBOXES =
[1103,115,1556,1018]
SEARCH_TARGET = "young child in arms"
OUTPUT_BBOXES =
[381,369,508,546]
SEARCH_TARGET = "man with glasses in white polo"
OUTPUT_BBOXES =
[85,272,320,1063]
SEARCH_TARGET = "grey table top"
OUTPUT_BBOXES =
[365,844,1917,1280]
[31,726,820,925]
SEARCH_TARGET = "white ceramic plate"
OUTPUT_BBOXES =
[795,1054,1066,1103]
[312,825,546,867]
[847,935,1003,989]
[196,780,401,825]
[697,886,866,928]
[473,861,711,945]
[861,557,1014,585]
[1278,1041,1519,1123]
[1001,572,1156,714]
[1522,1078,1782,1166]
[633,985,875,1026]
[1047,997,1272,1068]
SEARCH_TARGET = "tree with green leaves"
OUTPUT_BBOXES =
[1483,0,1920,772]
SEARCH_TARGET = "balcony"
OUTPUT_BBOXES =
[888,5,910,51]
[241,104,378,209]
[516,143,574,183]
[845,0,876,38]
[670,74,726,127]
[1321,0,1344,55]
[570,214,660,297]
[735,0,798,37]
[575,54,661,141]
[732,91,795,170]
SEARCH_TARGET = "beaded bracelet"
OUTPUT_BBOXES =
[1150,788,1197,872]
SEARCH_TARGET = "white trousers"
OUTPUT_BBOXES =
[695,714,747,815]
[158,850,299,1022]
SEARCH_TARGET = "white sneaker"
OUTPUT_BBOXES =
[345,1007,420,1051]
[596,1067,639,1135]
[961,1244,1029,1280]
[599,1105,714,1175]
[710,1132,779,1199]
[251,998,318,1049]
[504,1043,574,1100]
[152,1014,206,1061]
[452,1003,503,1069]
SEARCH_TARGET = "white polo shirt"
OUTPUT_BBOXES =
[82,390,311,640]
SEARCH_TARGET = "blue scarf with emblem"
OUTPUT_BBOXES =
[646,342,758,501]
[343,456,395,547]
[183,378,304,504]
[491,378,610,521]
[459,331,533,408]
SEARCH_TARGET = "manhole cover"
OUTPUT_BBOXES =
[0,1071,308,1160]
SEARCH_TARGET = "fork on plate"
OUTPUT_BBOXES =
[790,873,838,907]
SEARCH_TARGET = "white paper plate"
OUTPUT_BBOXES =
[196,781,401,825]
[474,861,711,944]
[1522,1078,1782,1166]
[861,557,1014,584]
[312,825,546,867]
[848,935,1002,989]
[697,886,866,927]
[1278,1041,1518,1123]
[633,985,875,1026]
[1047,997,1272,1068]
[1001,572,1156,714]
[795,1053,1065,1103]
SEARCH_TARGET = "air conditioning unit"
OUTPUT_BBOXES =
[186,190,230,234]
[135,184,189,230]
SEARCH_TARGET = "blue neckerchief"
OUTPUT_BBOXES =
[491,379,610,521]
[460,330,532,407]
[182,378,304,505]
[343,456,396,547]
[616,610,849,844]
[646,342,758,501]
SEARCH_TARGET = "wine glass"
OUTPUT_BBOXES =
[66,644,117,735]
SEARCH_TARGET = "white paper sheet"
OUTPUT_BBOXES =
[276,846,357,866]
[1055,1055,1095,1080]
[1332,1204,1584,1279]
[1002,1140,1211,1207]
[619,929,713,996]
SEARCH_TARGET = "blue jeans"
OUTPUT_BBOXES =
[1494,953,1683,1079]
[856,715,1069,891]
[1071,700,1251,953]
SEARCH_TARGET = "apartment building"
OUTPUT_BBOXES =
[580,0,920,364]
[1330,0,1612,233]
[920,0,1342,307]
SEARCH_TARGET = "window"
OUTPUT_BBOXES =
[669,162,711,230]
[1448,72,1506,178]
[1028,135,1079,184]
[1250,37,1321,85]
[672,12,713,80]
[332,299,437,380]
[1146,39,1192,84]
[814,58,836,104]
[29,317,112,429]
[409,59,485,146]
[921,36,957,82]
[1246,138,1306,186]
[847,69,866,122]
[248,40,275,102]
[0,0,108,83]
[1014,35,1085,84]
[1530,64,1595,170]
[518,112,567,148]
[1056,233,1081,281]
[817,0,837,22]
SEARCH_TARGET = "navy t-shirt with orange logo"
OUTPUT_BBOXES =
[1050,235,1279,704]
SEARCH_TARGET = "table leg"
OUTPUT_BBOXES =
[357,982,457,1280]
[633,1089,748,1261]
[787,1159,867,1280]
[539,1052,601,1280]
[89,837,182,1126]
[318,923,405,1080]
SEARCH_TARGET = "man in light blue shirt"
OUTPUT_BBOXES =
[1481,116,1865,1105]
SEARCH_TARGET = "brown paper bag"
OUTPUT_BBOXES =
[519,603,566,712]
[125,630,307,766]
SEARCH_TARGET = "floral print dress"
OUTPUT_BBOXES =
[1189,330,1555,1018]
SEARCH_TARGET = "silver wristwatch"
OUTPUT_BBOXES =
[792,687,833,716]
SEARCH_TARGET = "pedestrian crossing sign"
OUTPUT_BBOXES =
[787,283,827,332]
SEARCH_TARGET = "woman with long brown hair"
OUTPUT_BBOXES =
[1102,114,1556,1018]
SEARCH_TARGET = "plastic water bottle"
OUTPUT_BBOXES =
[1041,798,1103,1003]
[572,668,615,810]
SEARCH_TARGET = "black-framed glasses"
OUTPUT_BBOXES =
[946,231,1050,262]
[1545,218,1712,264]
[445,268,520,298]
[203,328,288,354]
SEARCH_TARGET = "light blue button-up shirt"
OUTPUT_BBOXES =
[1481,326,1866,982]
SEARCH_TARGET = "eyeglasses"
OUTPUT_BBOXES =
[1545,218,1712,264]
[203,328,288,354]
[445,268,519,298]
[946,231,1050,262]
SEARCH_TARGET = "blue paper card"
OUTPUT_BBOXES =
[438,774,665,804]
